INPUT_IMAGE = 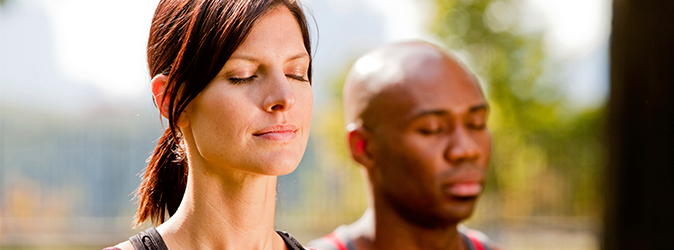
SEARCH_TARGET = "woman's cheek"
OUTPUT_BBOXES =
[296,86,313,121]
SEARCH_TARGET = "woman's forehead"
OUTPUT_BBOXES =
[229,6,306,61]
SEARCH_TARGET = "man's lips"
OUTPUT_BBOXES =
[253,124,298,140]
[445,182,483,197]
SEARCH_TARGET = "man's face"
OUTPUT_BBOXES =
[364,58,491,228]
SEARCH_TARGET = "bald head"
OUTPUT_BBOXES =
[343,41,482,129]
[343,41,492,228]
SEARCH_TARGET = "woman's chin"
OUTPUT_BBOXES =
[267,147,305,175]
[246,163,298,176]
[249,153,302,176]
[270,164,299,176]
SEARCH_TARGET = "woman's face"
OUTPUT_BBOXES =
[182,6,312,176]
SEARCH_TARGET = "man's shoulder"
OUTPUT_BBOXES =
[309,221,502,250]
[307,225,356,250]
[309,211,374,250]
[459,225,503,250]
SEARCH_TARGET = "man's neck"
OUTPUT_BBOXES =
[156,162,286,250]
[362,204,465,250]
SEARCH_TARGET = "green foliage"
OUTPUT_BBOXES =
[307,0,605,234]
[431,0,604,218]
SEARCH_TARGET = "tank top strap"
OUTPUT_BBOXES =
[276,230,309,250]
[129,227,169,250]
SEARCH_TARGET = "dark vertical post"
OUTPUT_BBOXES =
[604,0,674,249]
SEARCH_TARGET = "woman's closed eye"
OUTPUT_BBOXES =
[286,74,309,82]
[229,75,257,84]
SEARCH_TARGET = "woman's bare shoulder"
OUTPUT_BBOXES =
[103,240,134,250]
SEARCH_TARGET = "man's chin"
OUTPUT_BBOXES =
[385,192,479,229]
[440,198,478,221]
[398,206,476,229]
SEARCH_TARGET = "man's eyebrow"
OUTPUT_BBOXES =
[409,103,489,120]
[469,104,489,113]
[410,110,449,120]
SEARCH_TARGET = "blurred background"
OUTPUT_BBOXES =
[0,0,611,249]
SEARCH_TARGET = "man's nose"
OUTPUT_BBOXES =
[263,72,296,112]
[445,125,480,163]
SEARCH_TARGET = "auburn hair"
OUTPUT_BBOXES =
[134,0,312,227]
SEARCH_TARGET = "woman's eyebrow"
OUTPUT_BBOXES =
[227,55,259,62]
[228,52,309,63]
[286,52,310,62]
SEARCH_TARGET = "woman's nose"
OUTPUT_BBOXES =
[263,73,296,112]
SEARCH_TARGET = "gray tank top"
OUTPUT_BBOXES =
[129,227,307,250]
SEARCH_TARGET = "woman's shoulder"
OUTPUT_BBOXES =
[276,230,317,250]
[103,240,133,250]
[104,227,166,250]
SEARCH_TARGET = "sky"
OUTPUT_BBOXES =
[0,0,612,112]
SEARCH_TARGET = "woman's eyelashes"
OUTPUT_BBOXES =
[227,73,308,84]
[286,74,309,82]
[229,75,257,84]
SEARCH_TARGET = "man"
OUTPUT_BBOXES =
[309,41,499,250]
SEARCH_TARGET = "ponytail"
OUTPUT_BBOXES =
[133,128,188,227]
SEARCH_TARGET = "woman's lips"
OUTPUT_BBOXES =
[253,124,297,141]
[445,182,483,197]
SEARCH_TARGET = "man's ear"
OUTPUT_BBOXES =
[347,125,376,169]
[151,74,170,119]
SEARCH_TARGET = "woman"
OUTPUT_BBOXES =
[106,0,314,249]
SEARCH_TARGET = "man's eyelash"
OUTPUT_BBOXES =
[469,123,487,130]
[419,127,444,135]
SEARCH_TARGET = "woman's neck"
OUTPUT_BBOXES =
[156,160,286,250]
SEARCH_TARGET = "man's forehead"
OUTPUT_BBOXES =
[345,41,486,126]
[376,77,486,118]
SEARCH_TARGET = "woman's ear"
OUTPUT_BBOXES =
[347,125,376,170]
[151,74,170,119]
